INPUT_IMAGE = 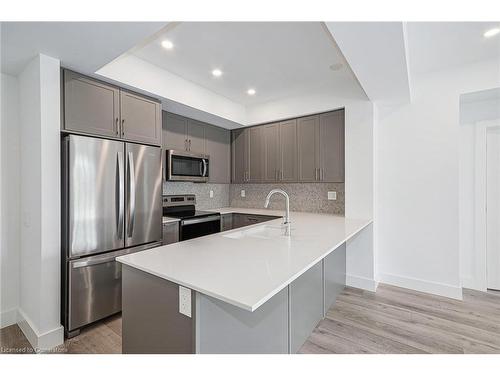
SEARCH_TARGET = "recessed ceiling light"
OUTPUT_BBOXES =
[161,39,174,50]
[484,27,500,38]
[212,69,222,77]
[247,88,256,96]
[329,63,344,71]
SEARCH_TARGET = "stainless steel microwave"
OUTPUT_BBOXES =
[166,150,209,182]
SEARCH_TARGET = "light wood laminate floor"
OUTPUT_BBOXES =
[1,284,500,354]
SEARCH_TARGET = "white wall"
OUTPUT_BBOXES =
[375,58,500,299]
[18,54,63,349]
[1,73,21,328]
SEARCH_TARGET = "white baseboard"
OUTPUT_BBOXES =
[346,274,379,292]
[0,308,18,329]
[461,276,487,292]
[17,308,64,351]
[378,272,463,300]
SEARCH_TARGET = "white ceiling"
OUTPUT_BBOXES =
[131,22,366,106]
[407,22,500,75]
[1,22,167,76]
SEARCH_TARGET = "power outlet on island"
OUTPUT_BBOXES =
[179,286,192,318]
[328,191,337,201]
[241,189,246,198]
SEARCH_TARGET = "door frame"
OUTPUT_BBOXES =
[474,120,500,291]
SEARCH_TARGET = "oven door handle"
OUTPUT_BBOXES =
[182,216,220,226]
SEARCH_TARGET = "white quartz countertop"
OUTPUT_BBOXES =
[118,209,372,312]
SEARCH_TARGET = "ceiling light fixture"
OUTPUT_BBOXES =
[484,27,500,38]
[161,39,174,50]
[247,88,256,96]
[212,69,222,77]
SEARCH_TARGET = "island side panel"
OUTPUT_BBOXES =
[289,261,324,353]
[122,265,196,354]
[324,243,346,316]
[195,288,289,354]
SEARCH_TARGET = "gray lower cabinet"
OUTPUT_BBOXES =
[162,222,179,245]
[289,261,324,353]
[63,70,161,145]
[231,128,248,183]
[120,90,161,145]
[220,213,233,232]
[63,70,120,138]
[205,125,230,183]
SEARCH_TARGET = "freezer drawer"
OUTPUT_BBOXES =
[66,243,160,333]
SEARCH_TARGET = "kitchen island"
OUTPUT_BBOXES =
[116,209,372,354]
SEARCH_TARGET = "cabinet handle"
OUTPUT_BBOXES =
[315,168,318,181]
[185,139,188,151]
[115,118,119,136]
[320,168,323,181]
[188,139,191,151]
[280,170,283,180]
[121,119,125,136]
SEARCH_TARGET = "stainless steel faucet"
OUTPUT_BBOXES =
[264,189,291,225]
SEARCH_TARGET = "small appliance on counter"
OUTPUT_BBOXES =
[166,150,209,182]
[163,194,220,241]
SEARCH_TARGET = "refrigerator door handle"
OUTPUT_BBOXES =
[116,152,124,239]
[127,151,136,238]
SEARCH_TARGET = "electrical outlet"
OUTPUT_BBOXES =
[179,286,192,318]
[210,190,214,198]
[328,191,337,200]
[241,189,246,198]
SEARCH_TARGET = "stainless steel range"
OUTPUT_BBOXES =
[163,195,220,241]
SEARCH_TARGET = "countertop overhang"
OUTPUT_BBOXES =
[118,208,372,312]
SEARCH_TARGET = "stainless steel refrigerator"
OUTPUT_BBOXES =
[62,134,162,337]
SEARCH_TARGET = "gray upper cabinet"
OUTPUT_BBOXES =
[297,115,320,182]
[63,70,161,145]
[263,123,280,182]
[205,124,230,183]
[279,119,298,182]
[120,91,161,145]
[231,128,247,183]
[63,70,120,138]
[163,112,188,151]
[187,119,206,154]
[319,110,345,182]
[247,126,264,182]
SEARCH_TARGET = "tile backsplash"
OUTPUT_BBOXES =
[230,183,345,215]
[163,182,230,210]
[163,181,345,215]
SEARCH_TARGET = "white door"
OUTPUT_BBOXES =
[487,128,500,290]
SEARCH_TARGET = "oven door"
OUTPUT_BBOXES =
[167,150,209,182]
[180,215,221,241]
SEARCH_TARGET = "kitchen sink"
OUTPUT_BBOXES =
[222,224,290,239]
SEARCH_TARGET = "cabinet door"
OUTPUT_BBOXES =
[247,126,264,182]
[120,91,161,145]
[263,123,280,182]
[64,70,120,137]
[231,129,247,183]
[205,125,230,183]
[279,119,298,182]
[319,110,345,182]
[187,119,206,154]
[297,115,320,182]
[163,112,188,151]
